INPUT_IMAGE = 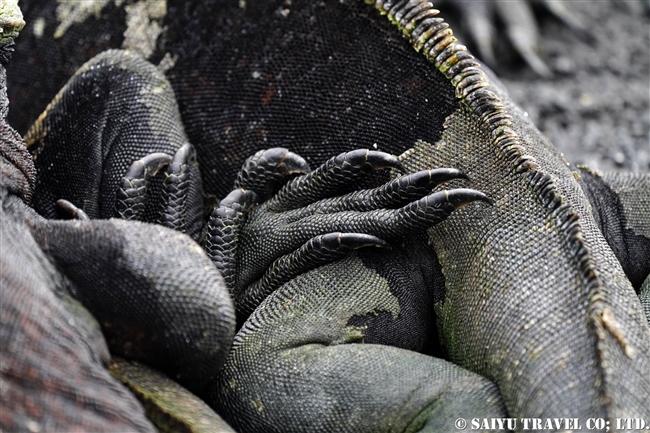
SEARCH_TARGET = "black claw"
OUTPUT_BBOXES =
[56,199,90,221]
[443,188,493,208]
[265,147,311,176]
[219,188,260,213]
[168,143,193,173]
[405,168,469,189]
[343,149,404,172]
[321,232,389,250]
[125,153,173,179]
[234,148,310,199]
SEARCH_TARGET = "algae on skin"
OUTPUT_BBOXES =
[0,0,25,48]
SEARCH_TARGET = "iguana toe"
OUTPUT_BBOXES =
[202,188,260,290]
[235,232,388,324]
[289,168,470,214]
[217,148,490,314]
[234,147,310,200]
[159,143,197,234]
[114,152,172,221]
[267,149,404,211]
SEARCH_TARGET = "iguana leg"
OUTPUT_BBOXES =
[30,217,235,395]
[210,254,507,433]
[27,49,204,239]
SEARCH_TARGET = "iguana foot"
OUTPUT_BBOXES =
[235,232,388,324]
[114,143,204,239]
[206,148,490,323]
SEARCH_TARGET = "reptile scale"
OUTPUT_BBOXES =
[1,1,649,432]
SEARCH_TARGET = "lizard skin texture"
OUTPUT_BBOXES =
[3,1,650,432]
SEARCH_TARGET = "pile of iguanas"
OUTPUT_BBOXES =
[1,1,649,432]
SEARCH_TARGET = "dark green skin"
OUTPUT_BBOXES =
[3,1,650,432]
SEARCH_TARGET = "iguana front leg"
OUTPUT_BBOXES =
[205,147,490,325]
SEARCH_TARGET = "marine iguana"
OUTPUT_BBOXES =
[3,0,650,432]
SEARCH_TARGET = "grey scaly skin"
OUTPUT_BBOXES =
[3,0,650,432]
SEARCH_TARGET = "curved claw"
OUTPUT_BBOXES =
[329,232,389,250]
[124,153,172,179]
[339,149,404,173]
[235,232,389,325]
[292,168,472,216]
[168,143,194,173]
[409,168,469,187]
[56,199,90,221]
[234,148,310,200]
[159,144,196,235]
[445,188,493,208]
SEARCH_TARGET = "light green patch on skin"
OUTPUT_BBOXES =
[0,0,25,48]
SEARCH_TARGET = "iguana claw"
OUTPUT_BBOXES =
[114,144,204,239]
[267,149,405,211]
[289,168,471,214]
[56,198,90,220]
[203,188,260,290]
[158,143,195,233]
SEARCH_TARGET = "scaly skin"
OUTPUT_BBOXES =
[2,1,650,432]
